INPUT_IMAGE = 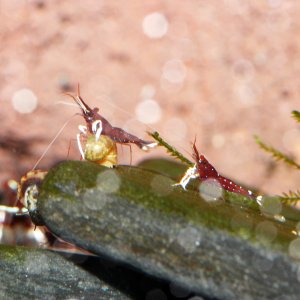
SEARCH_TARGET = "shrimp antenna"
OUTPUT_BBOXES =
[32,115,77,170]
[64,83,93,114]
[192,136,200,161]
[54,101,78,108]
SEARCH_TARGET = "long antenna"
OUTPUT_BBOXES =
[54,101,78,108]
[32,116,76,170]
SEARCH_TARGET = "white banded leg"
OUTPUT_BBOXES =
[92,120,103,142]
[142,142,158,151]
[77,125,87,159]
[173,164,199,190]
[0,205,28,214]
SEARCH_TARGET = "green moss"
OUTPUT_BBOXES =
[138,158,187,180]
[0,244,34,263]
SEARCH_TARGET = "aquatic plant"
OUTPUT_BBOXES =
[255,110,300,205]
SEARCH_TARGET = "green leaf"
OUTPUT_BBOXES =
[280,190,300,205]
[148,131,193,166]
[254,135,300,170]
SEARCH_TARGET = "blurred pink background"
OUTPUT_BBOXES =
[1,0,300,195]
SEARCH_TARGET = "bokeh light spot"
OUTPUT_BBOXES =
[142,12,169,39]
[259,197,282,216]
[12,88,38,114]
[135,99,162,124]
[140,84,156,99]
[177,226,201,253]
[289,238,300,259]
[96,170,121,194]
[169,282,190,298]
[162,59,187,84]
[151,175,173,196]
[83,188,111,210]
[251,254,274,272]
[199,179,223,202]
[268,0,283,8]
[231,213,253,238]
[145,288,167,300]
[255,221,278,245]
[160,75,184,93]
[235,83,259,106]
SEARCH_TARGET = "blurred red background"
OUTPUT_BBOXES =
[1,0,300,195]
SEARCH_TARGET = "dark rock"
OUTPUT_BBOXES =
[0,244,130,300]
[37,161,300,300]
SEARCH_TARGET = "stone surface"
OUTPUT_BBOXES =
[37,160,300,300]
[0,244,130,300]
